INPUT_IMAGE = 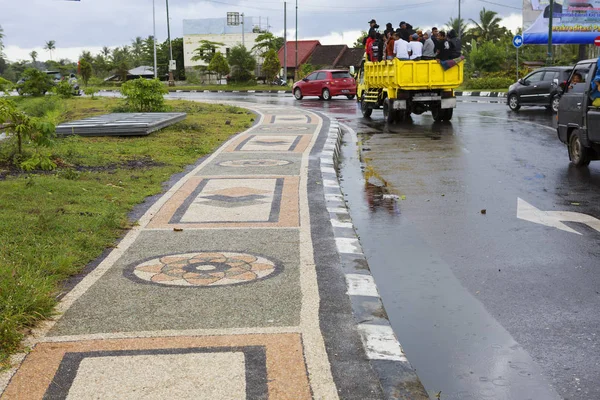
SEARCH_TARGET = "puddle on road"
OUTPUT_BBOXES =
[356,137,402,215]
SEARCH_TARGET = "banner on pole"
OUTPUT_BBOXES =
[523,0,600,45]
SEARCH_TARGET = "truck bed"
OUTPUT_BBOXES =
[363,59,463,90]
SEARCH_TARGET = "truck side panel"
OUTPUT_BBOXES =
[363,59,463,91]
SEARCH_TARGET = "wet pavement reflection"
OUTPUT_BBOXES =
[105,91,599,399]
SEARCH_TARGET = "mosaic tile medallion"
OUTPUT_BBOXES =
[126,252,280,287]
[227,135,311,153]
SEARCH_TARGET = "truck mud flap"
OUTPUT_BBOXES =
[441,98,457,109]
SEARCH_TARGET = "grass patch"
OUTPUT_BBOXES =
[0,97,254,367]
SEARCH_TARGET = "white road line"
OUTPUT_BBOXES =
[346,274,380,297]
[335,237,361,254]
[330,219,353,229]
[357,324,408,362]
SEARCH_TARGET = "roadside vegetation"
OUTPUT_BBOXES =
[0,93,254,367]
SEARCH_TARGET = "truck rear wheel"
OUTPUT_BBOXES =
[383,100,394,123]
[443,109,453,121]
[432,107,443,122]
[569,131,591,167]
[361,95,372,118]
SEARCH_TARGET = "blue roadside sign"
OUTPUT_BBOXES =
[513,35,523,48]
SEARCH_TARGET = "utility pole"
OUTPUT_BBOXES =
[242,12,245,48]
[458,0,461,40]
[547,0,554,65]
[166,0,175,86]
[284,2,287,82]
[295,0,298,80]
[153,0,157,78]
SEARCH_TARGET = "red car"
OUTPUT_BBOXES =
[293,70,356,100]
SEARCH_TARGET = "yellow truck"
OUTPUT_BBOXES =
[354,58,464,122]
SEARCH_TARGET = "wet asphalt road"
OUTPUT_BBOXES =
[167,92,600,399]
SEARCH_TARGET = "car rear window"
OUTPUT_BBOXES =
[331,72,351,79]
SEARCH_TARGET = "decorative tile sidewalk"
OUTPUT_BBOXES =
[0,103,427,400]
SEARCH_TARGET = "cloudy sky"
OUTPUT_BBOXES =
[1,0,523,62]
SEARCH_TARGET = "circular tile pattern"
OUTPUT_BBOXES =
[129,252,279,287]
[218,159,291,167]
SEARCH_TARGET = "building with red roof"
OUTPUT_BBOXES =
[278,41,365,80]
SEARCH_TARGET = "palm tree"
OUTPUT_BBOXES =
[445,17,469,39]
[29,51,38,64]
[101,46,111,58]
[469,8,504,43]
[131,36,144,66]
[44,40,56,61]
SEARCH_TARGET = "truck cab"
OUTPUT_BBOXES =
[557,59,600,166]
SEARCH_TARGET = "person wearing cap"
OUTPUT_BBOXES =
[368,19,379,36]
[422,31,436,60]
[407,33,423,61]
[364,19,379,46]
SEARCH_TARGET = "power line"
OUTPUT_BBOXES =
[202,0,434,13]
[477,0,522,10]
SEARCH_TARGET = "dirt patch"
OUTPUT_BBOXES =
[0,156,165,180]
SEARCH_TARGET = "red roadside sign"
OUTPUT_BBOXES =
[595,36,600,47]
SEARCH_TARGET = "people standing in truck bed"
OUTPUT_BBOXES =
[408,34,423,61]
[393,32,410,60]
[447,29,462,59]
[435,31,451,61]
[422,31,436,60]
[385,31,395,60]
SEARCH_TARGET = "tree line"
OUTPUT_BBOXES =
[0,26,285,86]
[355,7,597,81]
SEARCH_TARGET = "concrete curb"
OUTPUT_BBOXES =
[455,91,507,97]
[98,89,507,97]
[319,119,429,399]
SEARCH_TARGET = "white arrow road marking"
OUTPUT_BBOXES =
[517,198,600,235]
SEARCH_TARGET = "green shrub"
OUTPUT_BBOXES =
[120,78,168,112]
[0,98,56,168]
[54,80,74,98]
[0,77,13,93]
[83,86,99,99]
[468,41,505,73]
[463,77,514,90]
[16,68,53,97]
